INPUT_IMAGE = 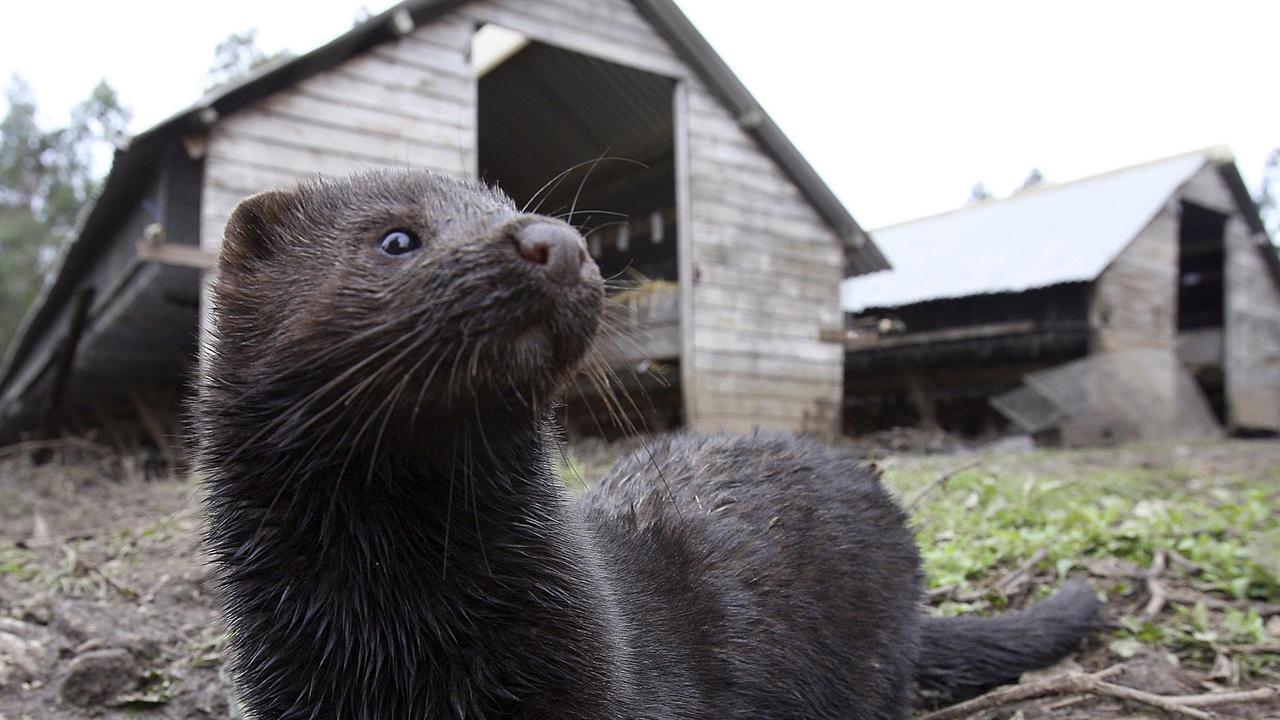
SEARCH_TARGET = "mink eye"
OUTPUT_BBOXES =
[378,229,421,256]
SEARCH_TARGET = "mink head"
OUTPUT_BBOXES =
[205,169,604,444]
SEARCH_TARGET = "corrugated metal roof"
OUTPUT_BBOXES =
[841,151,1214,313]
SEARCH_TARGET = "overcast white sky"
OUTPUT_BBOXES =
[1,1,1276,229]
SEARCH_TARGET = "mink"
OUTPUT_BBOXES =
[193,169,1100,719]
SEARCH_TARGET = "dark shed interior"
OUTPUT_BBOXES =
[477,37,678,283]
[476,33,683,437]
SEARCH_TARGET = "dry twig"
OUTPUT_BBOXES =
[1142,548,1169,619]
[905,460,981,512]
[1169,685,1280,706]
[1166,547,1204,575]
[946,546,1051,603]
[993,546,1049,595]
[915,665,1280,720]
[915,666,1126,720]
[1165,588,1280,617]
[90,565,140,599]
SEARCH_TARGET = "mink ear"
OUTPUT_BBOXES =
[220,189,293,269]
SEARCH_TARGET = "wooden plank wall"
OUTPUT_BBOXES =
[1224,219,1280,431]
[199,0,849,436]
[200,15,479,253]
[1090,205,1179,353]
[1087,203,1181,433]
[684,75,845,436]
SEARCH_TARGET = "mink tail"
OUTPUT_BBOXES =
[915,579,1103,702]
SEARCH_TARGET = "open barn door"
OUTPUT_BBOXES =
[473,26,682,437]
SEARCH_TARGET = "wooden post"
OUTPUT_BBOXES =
[672,79,697,429]
[137,223,218,270]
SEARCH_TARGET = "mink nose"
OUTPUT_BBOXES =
[514,222,589,285]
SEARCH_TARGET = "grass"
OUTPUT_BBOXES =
[885,461,1278,600]
[878,445,1280,680]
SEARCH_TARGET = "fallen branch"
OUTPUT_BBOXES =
[905,460,980,512]
[993,546,1049,595]
[1166,547,1204,575]
[914,667,1280,720]
[915,666,1125,720]
[1090,680,1214,719]
[924,543,1051,605]
[1164,588,1280,617]
[1041,694,1087,712]
[1169,685,1280,706]
[948,546,1051,603]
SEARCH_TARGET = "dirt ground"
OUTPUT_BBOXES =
[0,438,1276,719]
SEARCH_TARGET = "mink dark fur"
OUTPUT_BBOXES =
[193,169,1101,719]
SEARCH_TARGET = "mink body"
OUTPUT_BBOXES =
[195,170,1099,719]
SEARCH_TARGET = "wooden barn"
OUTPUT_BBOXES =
[0,0,888,449]
[839,150,1280,441]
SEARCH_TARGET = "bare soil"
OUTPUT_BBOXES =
[0,439,1276,719]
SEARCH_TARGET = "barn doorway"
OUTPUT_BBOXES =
[472,26,682,437]
[1176,200,1229,423]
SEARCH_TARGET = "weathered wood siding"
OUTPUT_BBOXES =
[1090,205,1178,352]
[1224,218,1280,431]
[200,15,478,253]
[683,76,845,436]
[1085,204,1183,437]
[1177,164,1236,215]
[199,0,849,436]
[1089,163,1280,433]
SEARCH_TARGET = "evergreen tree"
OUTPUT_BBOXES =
[206,29,292,92]
[0,76,129,356]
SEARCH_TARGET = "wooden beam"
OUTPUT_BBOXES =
[673,79,697,427]
[137,223,219,271]
[837,320,1045,351]
[819,317,905,344]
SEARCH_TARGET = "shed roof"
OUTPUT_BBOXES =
[841,150,1220,313]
